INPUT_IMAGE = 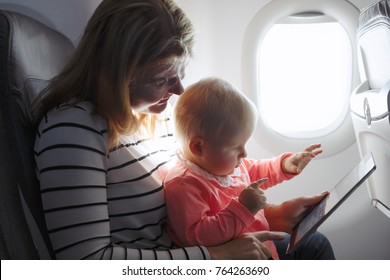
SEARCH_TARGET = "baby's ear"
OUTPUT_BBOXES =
[188,136,204,156]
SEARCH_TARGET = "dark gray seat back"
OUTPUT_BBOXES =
[0,10,73,259]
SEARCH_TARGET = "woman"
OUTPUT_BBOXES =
[33,0,334,260]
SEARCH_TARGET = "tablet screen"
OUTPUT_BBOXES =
[287,153,376,254]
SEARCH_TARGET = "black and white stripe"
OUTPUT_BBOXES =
[34,101,208,260]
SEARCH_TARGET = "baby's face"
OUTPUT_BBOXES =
[201,124,253,176]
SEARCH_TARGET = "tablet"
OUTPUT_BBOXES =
[286,152,376,254]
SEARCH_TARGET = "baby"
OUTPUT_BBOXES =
[164,77,322,259]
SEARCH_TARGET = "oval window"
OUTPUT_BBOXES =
[258,15,351,138]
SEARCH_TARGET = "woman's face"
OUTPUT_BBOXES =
[130,57,186,114]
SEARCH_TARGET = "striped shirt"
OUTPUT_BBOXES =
[34,101,208,260]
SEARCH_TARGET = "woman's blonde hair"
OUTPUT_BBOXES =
[33,0,195,148]
[174,77,258,146]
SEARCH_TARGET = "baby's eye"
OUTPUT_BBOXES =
[225,146,239,152]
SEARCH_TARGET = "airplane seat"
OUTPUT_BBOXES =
[350,0,390,219]
[0,10,74,259]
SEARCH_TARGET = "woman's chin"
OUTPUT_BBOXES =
[140,101,169,114]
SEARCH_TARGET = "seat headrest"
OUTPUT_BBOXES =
[357,0,390,90]
[1,10,74,107]
[0,10,74,259]
[358,0,390,38]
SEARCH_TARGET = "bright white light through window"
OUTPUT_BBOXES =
[259,20,351,137]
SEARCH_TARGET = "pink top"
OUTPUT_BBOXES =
[164,153,295,260]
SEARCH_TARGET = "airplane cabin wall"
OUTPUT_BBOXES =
[0,0,388,259]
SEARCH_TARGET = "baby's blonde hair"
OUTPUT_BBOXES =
[174,77,258,146]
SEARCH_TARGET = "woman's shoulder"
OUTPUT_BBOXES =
[47,100,95,119]
[38,100,107,132]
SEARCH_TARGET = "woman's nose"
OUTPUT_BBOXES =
[169,80,184,96]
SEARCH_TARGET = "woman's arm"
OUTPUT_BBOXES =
[35,105,112,259]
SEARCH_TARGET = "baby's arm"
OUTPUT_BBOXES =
[282,144,322,174]
[243,145,321,189]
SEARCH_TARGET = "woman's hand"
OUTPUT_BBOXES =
[239,178,268,214]
[264,192,329,233]
[207,231,285,260]
[282,144,322,174]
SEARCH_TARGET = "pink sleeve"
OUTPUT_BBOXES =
[243,153,297,190]
[165,176,255,247]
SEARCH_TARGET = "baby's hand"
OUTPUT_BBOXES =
[239,178,268,214]
[283,144,322,174]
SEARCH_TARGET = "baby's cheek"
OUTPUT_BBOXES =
[221,159,237,171]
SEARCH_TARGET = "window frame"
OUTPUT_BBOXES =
[241,0,360,157]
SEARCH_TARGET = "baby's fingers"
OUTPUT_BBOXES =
[304,143,321,151]
[248,178,269,189]
[303,144,323,156]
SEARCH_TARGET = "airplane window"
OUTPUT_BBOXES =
[242,0,359,156]
[258,17,351,138]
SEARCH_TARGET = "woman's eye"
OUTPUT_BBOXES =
[166,76,178,86]
[154,76,179,88]
[154,77,167,88]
